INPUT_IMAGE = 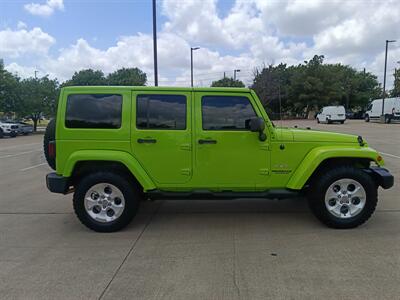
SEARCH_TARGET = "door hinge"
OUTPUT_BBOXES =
[260,145,270,151]
[259,168,269,175]
[180,144,191,151]
[181,168,191,176]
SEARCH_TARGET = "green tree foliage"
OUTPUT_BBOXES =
[63,69,106,86]
[107,68,147,86]
[252,55,381,118]
[19,76,59,131]
[62,68,147,87]
[391,69,400,97]
[0,59,21,116]
[211,77,245,88]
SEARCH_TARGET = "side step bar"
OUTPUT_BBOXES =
[146,189,300,200]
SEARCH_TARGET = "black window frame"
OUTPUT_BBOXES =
[201,95,258,131]
[65,93,123,129]
[136,94,187,130]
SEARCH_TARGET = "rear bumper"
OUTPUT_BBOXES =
[364,167,394,189]
[46,172,70,194]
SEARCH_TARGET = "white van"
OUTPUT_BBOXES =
[316,106,346,124]
[365,98,400,123]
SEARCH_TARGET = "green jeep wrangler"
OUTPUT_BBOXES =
[45,86,394,232]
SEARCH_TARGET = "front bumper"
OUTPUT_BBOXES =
[364,167,394,189]
[46,172,70,194]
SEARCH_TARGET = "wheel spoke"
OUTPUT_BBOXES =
[85,197,97,210]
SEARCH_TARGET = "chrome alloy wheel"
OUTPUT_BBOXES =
[84,183,125,223]
[324,178,366,219]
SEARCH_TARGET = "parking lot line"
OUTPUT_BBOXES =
[0,149,41,159]
[20,163,47,171]
[380,152,400,159]
[0,142,41,151]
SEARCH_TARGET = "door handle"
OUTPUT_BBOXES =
[137,138,157,144]
[198,139,217,144]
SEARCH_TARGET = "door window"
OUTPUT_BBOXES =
[201,96,257,130]
[136,94,186,130]
[65,94,122,129]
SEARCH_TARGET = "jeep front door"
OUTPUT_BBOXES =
[194,93,270,190]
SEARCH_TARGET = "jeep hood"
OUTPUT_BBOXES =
[276,127,360,144]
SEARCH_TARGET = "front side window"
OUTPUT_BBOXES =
[201,96,257,130]
[136,94,186,130]
[65,94,122,129]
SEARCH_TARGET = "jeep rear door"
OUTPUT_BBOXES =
[131,91,192,184]
[193,92,270,190]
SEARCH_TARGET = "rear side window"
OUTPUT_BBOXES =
[65,94,122,129]
[202,96,257,130]
[136,94,186,130]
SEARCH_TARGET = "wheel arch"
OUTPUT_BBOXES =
[286,146,382,190]
[62,150,156,192]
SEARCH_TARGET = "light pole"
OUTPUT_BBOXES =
[234,69,240,80]
[152,0,158,86]
[190,47,200,87]
[381,39,396,121]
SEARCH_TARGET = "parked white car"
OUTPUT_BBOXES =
[0,121,19,138]
[316,106,346,124]
[365,98,400,123]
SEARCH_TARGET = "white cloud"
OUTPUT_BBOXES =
[24,0,64,17]
[5,0,400,88]
[0,27,55,58]
[5,62,37,78]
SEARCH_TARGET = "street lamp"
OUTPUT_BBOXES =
[381,39,396,121]
[152,0,158,86]
[234,69,241,80]
[191,47,200,87]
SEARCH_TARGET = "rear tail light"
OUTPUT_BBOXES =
[48,141,56,158]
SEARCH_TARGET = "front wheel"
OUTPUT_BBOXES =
[365,114,370,122]
[73,172,141,232]
[308,166,377,229]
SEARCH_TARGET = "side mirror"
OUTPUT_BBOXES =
[249,117,267,141]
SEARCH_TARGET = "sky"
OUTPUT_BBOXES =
[0,0,399,87]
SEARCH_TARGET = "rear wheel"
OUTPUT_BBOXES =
[73,171,141,232]
[308,166,377,229]
[326,118,331,124]
[385,115,391,124]
[340,120,345,124]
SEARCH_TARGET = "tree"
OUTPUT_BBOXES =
[391,69,400,97]
[211,77,245,88]
[251,55,381,118]
[63,69,106,86]
[107,68,147,86]
[19,76,59,131]
[0,59,21,117]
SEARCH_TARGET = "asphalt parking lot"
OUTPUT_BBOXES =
[0,120,399,299]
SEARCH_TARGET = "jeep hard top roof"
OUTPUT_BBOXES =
[61,86,252,93]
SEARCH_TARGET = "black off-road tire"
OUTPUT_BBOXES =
[73,171,141,232]
[308,166,378,229]
[43,119,56,170]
